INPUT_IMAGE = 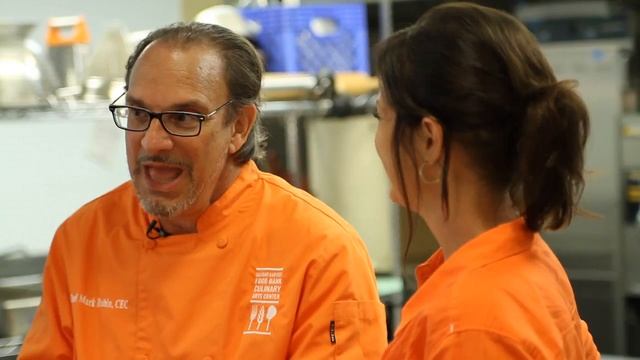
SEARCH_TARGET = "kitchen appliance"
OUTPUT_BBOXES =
[542,38,631,355]
[306,114,397,274]
[46,16,90,92]
[0,23,57,109]
[516,1,636,353]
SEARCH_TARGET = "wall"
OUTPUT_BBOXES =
[0,107,130,255]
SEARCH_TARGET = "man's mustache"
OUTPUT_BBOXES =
[135,155,192,173]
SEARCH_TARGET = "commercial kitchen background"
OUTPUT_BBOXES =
[0,0,639,357]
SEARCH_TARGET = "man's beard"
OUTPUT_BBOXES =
[132,155,201,218]
[137,185,199,218]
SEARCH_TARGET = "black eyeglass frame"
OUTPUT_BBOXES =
[108,91,234,137]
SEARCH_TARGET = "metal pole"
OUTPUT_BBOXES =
[284,113,302,187]
[378,0,393,40]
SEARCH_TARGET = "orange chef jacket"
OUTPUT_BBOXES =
[383,218,599,359]
[19,161,387,359]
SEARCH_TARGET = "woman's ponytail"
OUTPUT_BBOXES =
[514,80,590,231]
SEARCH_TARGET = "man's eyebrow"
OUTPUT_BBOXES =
[124,95,207,112]
[168,100,208,112]
[125,94,145,107]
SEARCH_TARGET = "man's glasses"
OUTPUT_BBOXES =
[108,91,234,137]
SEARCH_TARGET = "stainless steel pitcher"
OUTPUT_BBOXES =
[0,23,58,109]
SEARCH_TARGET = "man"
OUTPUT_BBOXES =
[19,22,387,359]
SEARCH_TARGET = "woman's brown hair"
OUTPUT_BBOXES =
[375,2,589,234]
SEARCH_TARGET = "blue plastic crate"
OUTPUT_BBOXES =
[243,3,370,73]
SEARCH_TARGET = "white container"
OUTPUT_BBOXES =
[306,115,398,274]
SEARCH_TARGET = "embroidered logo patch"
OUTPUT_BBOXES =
[243,267,283,336]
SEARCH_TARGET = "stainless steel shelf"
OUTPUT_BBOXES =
[260,99,333,119]
[0,336,21,359]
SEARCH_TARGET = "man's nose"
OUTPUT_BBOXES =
[141,118,174,152]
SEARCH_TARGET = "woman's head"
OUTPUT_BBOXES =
[374,2,589,232]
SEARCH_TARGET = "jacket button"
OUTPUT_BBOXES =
[216,238,228,249]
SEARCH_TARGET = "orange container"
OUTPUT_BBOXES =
[46,16,90,47]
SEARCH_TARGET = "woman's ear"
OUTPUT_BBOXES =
[229,104,257,154]
[419,116,444,164]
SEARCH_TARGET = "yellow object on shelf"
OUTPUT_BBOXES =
[334,72,379,96]
[261,72,378,101]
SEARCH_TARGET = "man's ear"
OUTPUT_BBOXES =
[419,116,444,164]
[229,104,257,154]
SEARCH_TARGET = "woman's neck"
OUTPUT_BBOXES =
[420,184,518,260]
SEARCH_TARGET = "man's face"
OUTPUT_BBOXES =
[125,41,235,219]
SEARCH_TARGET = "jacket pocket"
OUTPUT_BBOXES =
[332,300,387,359]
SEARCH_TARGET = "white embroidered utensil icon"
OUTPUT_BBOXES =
[265,305,277,331]
[256,305,265,331]
[247,304,258,330]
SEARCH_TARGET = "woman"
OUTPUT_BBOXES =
[374,3,599,359]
